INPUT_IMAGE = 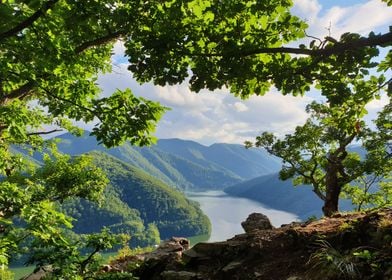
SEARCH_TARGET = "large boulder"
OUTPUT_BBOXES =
[145,236,190,261]
[241,213,273,233]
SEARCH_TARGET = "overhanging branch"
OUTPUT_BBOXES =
[239,32,392,57]
[75,31,124,54]
[0,0,59,41]
[0,81,35,105]
[40,86,97,116]
[27,129,63,136]
[191,32,392,58]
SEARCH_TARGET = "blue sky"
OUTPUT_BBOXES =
[320,0,368,10]
[96,0,392,145]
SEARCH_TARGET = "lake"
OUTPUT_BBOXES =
[187,190,299,242]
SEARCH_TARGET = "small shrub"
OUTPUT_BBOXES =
[307,240,358,279]
[111,245,154,262]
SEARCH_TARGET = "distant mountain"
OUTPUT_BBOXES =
[52,132,281,190]
[157,139,281,180]
[11,131,281,245]
[61,151,211,245]
[225,173,353,219]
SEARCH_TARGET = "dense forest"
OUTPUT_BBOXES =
[19,150,212,247]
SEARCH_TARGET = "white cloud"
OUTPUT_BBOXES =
[96,63,311,144]
[293,0,391,39]
[366,94,390,112]
[232,102,249,112]
[292,0,322,25]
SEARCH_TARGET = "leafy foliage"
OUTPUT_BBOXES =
[1,0,391,277]
[0,0,167,148]
[124,0,391,98]
[246,97,391,216]
[124,0,392,216]
[308,239,392,280]
[125,0,307,96]
[0,150,128,278]
[0,1,166,276]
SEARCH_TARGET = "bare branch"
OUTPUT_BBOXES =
[312,187,327,202]
[305,32,323,47]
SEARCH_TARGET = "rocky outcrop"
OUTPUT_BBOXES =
[108,209,392,280]
[241,212,274,233]
[104,237,190,277]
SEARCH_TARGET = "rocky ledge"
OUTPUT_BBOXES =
[107,209,392,280]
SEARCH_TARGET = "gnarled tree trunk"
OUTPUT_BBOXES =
[323,158,341,217]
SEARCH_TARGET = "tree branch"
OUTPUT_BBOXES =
[0,81,35,105]
[26,129,63,136]
[74,31,124,54]
[40,86,97,116]
[0,0,59,41]
[312,186,327,202]
[191,31,392,58]
[190,46,314,57]
[79,247,100,274]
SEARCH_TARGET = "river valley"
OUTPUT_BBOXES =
[187,191,299,242]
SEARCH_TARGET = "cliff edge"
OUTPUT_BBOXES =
[107,208,392,280]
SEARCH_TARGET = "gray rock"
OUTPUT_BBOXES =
[241,213,273,233]
[221,261,243,272]
[145,237,189,261]
[182,247,210,263]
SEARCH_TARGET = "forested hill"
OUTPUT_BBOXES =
[52,131,281,190]
[61,151,211,246]
[225,173,353,219]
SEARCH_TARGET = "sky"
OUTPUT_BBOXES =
[95,0,392,145]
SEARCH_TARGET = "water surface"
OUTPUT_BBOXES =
[187,190,298,242]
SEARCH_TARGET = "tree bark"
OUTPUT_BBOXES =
[323,157,341,217]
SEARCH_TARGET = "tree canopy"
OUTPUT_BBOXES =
[0,0,167,150]
[0,0,167,277]
[0,0,391,277]
[125,0,392,97]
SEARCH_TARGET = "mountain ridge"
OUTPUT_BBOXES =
[51,131,281,190]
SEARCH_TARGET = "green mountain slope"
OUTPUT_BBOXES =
[225,173,353,219]
[157,139,281,179]
[62,151,211,241]
[52,132,280,190]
